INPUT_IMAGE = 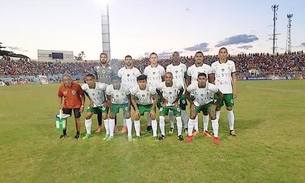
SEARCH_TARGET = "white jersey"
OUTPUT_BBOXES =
[117,67,141,89]
[143,65,165,87]
[211,60,236,94]
[81,82,107,107]
[156,81,183,106]
[187,64,212,84]
[130,85,156,105]
[187,82,218,106]
[166,63,187,89]
[106,84,130,104]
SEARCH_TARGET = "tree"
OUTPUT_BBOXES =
[74,51,85,61]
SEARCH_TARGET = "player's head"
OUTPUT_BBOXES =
[100,53,108,65]
[218,47,228,61]
[194,51,204,65]
[197,72,207,87]
[164,72,173,85]
[111,75,121,89]
[137,74,147,89]
[172,51,180,64]
[124,55,133,67]
[85,73,96,87]
[149,52,158,65]
[62,74,72,87]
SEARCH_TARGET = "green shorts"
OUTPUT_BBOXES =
[179,94,187,110]
[193,101,214,114]
[214,93,234,107]
[86,106,108,114]
[111,103,128,114]
[159,106,181,116]
[137,104,153,116]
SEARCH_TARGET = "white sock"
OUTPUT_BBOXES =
[123,110,126,126]
[227,110,235,130]
[126,118,132,137]
[176,116,182,136]
[152,119,157,137]
[188,118,195,136]
[211,119,219,137]
[169,110,174,129]
[181,110,188,129]
[146,113,151,126]
[194,115,198,131]
[104,119,109,135]
[159,116,165,136]
[109,118,115,137]
[203,115,209,131]
[216,111,221,123]
[85,119,92,134]
[134,120,140,137]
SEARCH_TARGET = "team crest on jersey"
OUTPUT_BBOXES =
[142,94,145,97]
[221,68,225,72]
[92,93,95,96]
[127,74,130,77]
[201,94,204,96]
[116,95,119,97]
[71,90,76,95]
[169,92,172,95]
[153,72,155,75]
[175,70,178,73]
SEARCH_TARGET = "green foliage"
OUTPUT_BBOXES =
[0,81,305,183]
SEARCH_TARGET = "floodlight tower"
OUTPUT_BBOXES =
[271,4,279,54]
[99,0,111,60]
[286,14,293,53]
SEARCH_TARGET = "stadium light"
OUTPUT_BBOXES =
[95,0,111,60]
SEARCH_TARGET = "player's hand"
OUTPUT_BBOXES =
[233,92,237,99]
[173,101,178,107]
[79,106,84,113]
[89,101,94,107]
[190,103,196,111]
[150,110,156,119]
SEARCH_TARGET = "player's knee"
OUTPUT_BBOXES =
[226,106,233,111]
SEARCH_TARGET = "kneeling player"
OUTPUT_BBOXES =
[185,73,223,145]
[130,74,158,139]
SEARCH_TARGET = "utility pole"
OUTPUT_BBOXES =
[271,4,279,54]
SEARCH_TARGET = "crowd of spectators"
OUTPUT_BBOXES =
[1,52,304,81]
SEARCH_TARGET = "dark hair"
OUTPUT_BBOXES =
[150,52,158,57]
[219,47,228,54]
[86,73,95,78]
[172,51,180,56]
[100,53,108,57]
[197,72,207,78]
[195,51,204,56]
[125,55,132,59]
[111,75,121,81]
[137,74,147,81]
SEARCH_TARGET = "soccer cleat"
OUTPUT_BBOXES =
[103,134,110,141]
[184,128,188,134]
[158,134,166,140]
[214,137,220,145]
[121,126,127,133]
[74,134,80,139]
[203,131,212,137]
[105,136,114,141]
[128,136,133,141]
[82,133,92,140]
[146,125,152,131]
[178,135,184,141]
[192,130,199,136]
[95,126,103,133]
[133,136,141,140]
[169,128,174,134]
[185,136,193,143]
[59,134,67,139]
[229,130,237,136]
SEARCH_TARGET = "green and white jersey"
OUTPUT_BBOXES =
[106,84,130,104]
[130,85,156,105]
[211,60,236,94]
[94,64,115,85]
[187,64,212,84]
[117,67,141,89]
[187,82,218,106]
[157,81,183,106]
[81,82,107,107]
[166,63,187,89]
[143,65,165,87]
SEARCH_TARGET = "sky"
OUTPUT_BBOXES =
[1,0,305,60]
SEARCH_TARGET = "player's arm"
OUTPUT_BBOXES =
[131,95,139,112]
[232,72,237,99]
[83,91,94,107]
[58,96,63,109]
[173,87,184,105]
[106,94,112,111]
[156,88,167,106]
[208,73,215,84]
[213,89,223,107]
[152,94,157,110]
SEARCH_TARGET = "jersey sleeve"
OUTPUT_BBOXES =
[187,67,192,77]
[143,67,148,75]
[149,86,157,95]
[231,61,236,73]
[210,84,219,93]
[105,85,112,96]
[57,85,64,97]
[81,83,87,91]
[117,68,122,77]
[207,65,212,74]
[211,62,216,74]
[187,83,195,93]
[160,66,165,76]
[77,84,84,95]
[136,68,141,77]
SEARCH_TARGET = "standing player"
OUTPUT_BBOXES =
[185,73,223,145]
[81,74,108,139]
[130,75,158,138]
[166,51,188,134]
[105,76,133,141]
[117,55,141,133]
[211,47,237,136]
[186,51,214,136]
[57,74,85,139]
[156,72,184,141]
[93,52,116,133]
[143,52,165,131]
